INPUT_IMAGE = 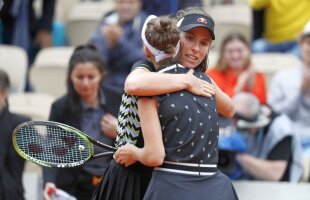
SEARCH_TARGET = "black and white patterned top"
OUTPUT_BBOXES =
[114,60,155,148]
[157,64,219,164]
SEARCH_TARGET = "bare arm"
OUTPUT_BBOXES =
[237,153,287,181]
[211,79,235,118]
[126,68,234,118]
[114,97,165,167]
[125,68,215,97]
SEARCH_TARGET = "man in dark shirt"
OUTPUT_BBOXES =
[0,69,30,200]
[221,92,303,182]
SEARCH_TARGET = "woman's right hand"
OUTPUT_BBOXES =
[186,69,215,97]
[43,182,57,200]
[235,68,255,92]
[114,143,138,167]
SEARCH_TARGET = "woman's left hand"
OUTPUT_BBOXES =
[114,143,138,167]
[101,113,118,139]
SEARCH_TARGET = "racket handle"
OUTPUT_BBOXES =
[50,188,76,200]
[92,151,114,159]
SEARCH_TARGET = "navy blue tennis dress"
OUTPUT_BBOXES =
[143,64,239,200]
[92,60,155,200]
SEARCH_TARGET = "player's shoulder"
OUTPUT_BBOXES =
[131,59,155,72]
[158,63,187,73]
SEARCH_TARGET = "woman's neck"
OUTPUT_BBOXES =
[153,58,178,71]
[229,67,244,75]
[81,94,99,108]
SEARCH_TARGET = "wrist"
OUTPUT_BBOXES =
[183,74,192,90]
[130,146,141,162]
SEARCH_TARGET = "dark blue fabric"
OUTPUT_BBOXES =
[0,106,30,200]
[89,12,147,89]
[11,0,30,51]
[142,0,202,16]
[157,66,219,164]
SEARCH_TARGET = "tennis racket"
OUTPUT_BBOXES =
[12,120,117,168]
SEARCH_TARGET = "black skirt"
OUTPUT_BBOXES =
[144,170,239,200]
[91,160,153,200]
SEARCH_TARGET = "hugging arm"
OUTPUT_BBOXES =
[211,78,235,118]
[125,68,215,97]
[126,68,234,118]
[114,97,165,167]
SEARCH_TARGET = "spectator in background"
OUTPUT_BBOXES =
[249,0,310,56]
[89,0,147,90]
[142,0,202,16]
[268,21,310,162]
[0,0,56,63]
[43,45,122,200]
[208,32,267,104]
[0,69,30,200]
[230,92,303,182]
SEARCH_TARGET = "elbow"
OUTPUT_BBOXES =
[124,77,140,95]
[266,170,284,181]
[227,104,236,118]
[267,164,287,181]
[222,103,235,119]
[145,150,165,167]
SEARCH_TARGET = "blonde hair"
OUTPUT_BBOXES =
[216,32,251,71]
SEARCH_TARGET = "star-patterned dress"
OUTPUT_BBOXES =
[143,64,239,200]
[92,60,154,200]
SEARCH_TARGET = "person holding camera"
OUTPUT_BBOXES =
[89,0,147,90]
[224,92,303,182]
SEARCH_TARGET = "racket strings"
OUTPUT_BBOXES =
[16,124,91,166]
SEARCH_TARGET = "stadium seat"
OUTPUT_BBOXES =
[252,53,302,88]
[208,4,252,51]
[233,181,310,200]
[29,47,74,98]
[0,45,28,93]
[8,92,55,120]
[66,0,115,46]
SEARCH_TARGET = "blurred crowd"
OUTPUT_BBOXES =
[0,0,310,199]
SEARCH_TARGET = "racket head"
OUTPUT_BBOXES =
[12,120,94,168]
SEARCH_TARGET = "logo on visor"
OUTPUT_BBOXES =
[197,18,207,24]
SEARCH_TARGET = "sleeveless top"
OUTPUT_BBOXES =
[157,64,219,164]
[115,60,155,148]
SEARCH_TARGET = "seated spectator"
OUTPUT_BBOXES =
[207,32,267,104]
[268,20,310,157]
[220,92,303,182]
[249,0,310,56]
[0,69,30,199]
[89,0,147,90]
[43,45,122,200]
[0,0,56,62]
